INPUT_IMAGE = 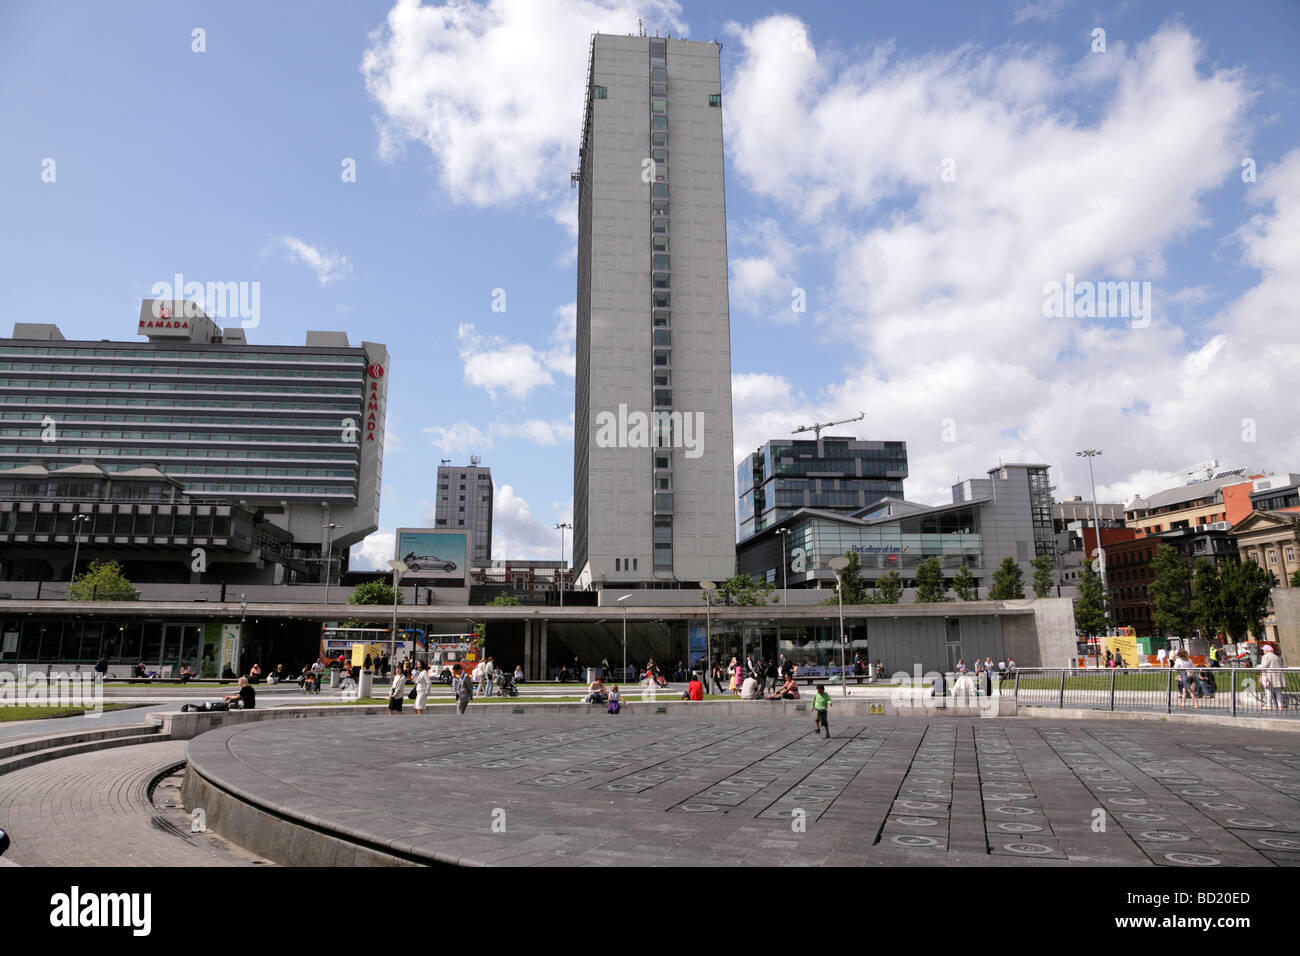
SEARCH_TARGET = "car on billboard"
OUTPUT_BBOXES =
[402,551,458,573]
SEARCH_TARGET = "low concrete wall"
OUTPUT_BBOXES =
[156,695,1016,738]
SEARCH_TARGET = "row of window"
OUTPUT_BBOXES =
[1,397,358,412]
[589,85,720,107]
[2,428,356,444]
[1,363,358,379]
[0,447,356,463]
[0,510,240,537]
[1,380,359,395]
[0,346,362,364]
[182,482,354,496]
[648,39,672,570]
[0,413,356,426]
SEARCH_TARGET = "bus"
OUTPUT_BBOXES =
[421,634,481,683]
[320,626,401,668]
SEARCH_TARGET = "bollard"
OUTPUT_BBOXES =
[358,669,374,699]
[330,669,339,689]
[1109,667,1117,712]
[1058,668,1066,709]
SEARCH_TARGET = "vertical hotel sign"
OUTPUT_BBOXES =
[367,363,383,441]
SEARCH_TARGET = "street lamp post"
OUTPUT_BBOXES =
[828,556,849,698]
[700,581,716,693]
[69,514,89,587]
[322,521,337,605]
[617,594,632,683]
[554,522,571,607]
[388,559,408,666]
[236,594,247,677]
[1076,449,1109,612]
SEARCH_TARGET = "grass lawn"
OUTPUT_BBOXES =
[0,703,148,722]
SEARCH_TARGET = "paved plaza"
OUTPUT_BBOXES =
[183,714,1300,867]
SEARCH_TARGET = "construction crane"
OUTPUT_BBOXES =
[792,411,865,441]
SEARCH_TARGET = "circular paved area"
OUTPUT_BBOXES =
[1,741,272,867]
[185,714,1300,867]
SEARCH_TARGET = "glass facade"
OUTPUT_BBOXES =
[737,438,907,540]
[0,341,367,502]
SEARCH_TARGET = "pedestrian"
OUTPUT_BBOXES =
[387,666,406,716]
[1173,649,1198,709]
[1260,644,1286,711]
[607,684,621,714]
[483,656,496,697]
[812,684,831,738]
[452,664,474,715]
[413,661,431,715]
[1157,646,1168,668]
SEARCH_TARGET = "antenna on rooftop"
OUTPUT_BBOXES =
[638,18,644,37]
[470,455,481,467]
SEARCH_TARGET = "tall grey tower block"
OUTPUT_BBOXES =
[572,33,737,589]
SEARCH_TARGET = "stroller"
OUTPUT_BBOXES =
[496,670,520,698]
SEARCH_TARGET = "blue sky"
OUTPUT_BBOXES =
[2,0,1298,569]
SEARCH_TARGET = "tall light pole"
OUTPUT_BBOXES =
[69,513,89,587]
[388,559,407,665]
[322,521,337,605]
[617,594,631,683]
[828,556,849,698]
[236,594,247,677]
[1076,450,1110,614]
[554,522,571,607]
[700,581,716,693]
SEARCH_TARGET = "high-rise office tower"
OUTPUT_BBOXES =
[434,457,493,565]
[572,33,736,589]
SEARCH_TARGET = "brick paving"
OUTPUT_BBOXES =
[187,714,1300,867]
[0,741,269,867]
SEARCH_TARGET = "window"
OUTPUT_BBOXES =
[633,558,638,571]
[615,558,621,571]
[652,148,668,164]
[653,291,670,308]
[1269,551,1278,564]
[651,82,667,96]
[651,98,667,114]
[653,254,670,270]
[651,131,667,148]
[654,330,670,346]
[653,273,670,289]
[652,115,668,131]
[708,93,721,107]
[651,67,667,83]
[593,85,607,99]
[652,236,669,253]
[653,309,670,327]
[652,217,669,234]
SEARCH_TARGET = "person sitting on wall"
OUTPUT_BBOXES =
[681,677,704,701]
[765,675,799,700]
[584,676,608,705]
[177,663,194,684]
[181,676,255,712]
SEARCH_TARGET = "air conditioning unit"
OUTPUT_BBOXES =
[1204,521,1231,531]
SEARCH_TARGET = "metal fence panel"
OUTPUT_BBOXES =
[1013,667,1300,719]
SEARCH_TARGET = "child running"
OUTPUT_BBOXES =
[812,683,831,738]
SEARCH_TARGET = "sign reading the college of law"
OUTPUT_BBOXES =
[851,544,910,554]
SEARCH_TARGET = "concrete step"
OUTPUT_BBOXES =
[0,720,163,762]
[0,729,164,776]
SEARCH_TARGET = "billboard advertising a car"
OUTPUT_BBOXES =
[395,529,468,581]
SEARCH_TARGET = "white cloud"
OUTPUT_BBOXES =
[362,0,686,209]
[495,417,572,446]
[724,19,1300,506]
[274,236,352,285]
[422,421,492,456]
[457,309,574,399]
[729,219,805,324]
[492,483,563,559]
[1013,0,1070,24]
[350,530,395,571]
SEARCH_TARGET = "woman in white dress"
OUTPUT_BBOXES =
[413,661,431,715]
[388,667,407,715]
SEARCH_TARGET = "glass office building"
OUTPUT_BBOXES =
[737,436,907,541]
[0,302,387,584]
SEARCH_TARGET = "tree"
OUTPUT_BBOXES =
[1148,544,1195,638]
[1031,554,1056,599]
[712,573,775,607]
[821,552,873,606]
[1073,561,1109,637]
[1191,558,1222,642]
[871,569,903,604]
[67,559,137,601]
[951,564,977,601]
[472,593,522,653]
[348,579,401,607]
[1217,559,1273,643]
[913,557,950,603]
[1291,567,1300,589]
[988,557,1025,600]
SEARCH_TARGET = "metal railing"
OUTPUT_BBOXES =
[1013,667,1300,719]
